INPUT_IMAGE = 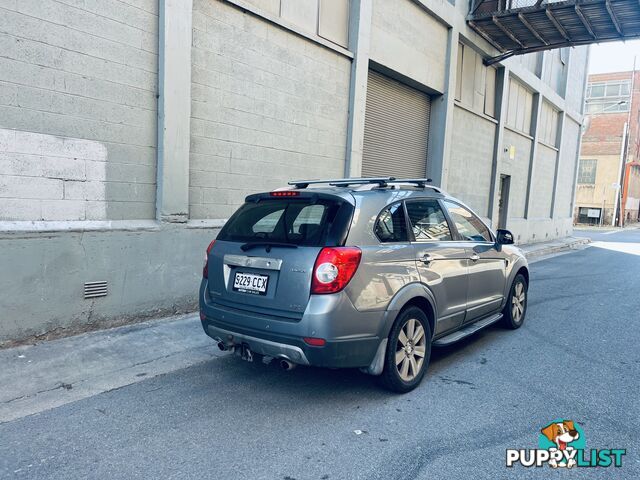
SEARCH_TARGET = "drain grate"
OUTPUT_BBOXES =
[84,280,108,299]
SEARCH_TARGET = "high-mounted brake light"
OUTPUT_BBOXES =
[311,247,362,294]
[270,191,300,197]
[202,240,216,278]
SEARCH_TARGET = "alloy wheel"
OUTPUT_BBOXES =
[511,281,526,323]
[395,318,427,382]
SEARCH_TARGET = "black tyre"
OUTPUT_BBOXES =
[379,306,432,393]
[501,273,528,329]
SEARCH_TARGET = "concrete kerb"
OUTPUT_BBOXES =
[519,236,590,261]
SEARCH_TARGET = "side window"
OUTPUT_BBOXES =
[443,201,492,242]
[374,203,408,243]
[405,200,452,241]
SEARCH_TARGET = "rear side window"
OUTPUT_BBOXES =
[406,200,452,241]
[375,202,408,242]
[218,198,347,247]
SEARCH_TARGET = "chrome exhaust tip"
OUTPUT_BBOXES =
[279,359,296,371]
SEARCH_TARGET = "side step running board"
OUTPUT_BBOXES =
[432,313,502,347]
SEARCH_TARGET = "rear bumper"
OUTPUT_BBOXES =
[204,323,311,365]
[199,281,383,368]
[202,318,380,368]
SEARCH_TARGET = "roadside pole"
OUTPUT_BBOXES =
[613,122,627,226]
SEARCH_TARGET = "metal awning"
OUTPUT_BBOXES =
[468,0,640,64]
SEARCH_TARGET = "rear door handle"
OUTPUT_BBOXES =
[420,253,433,265]
[470,253,480,262]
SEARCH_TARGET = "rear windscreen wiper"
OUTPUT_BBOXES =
[240,241,298,252]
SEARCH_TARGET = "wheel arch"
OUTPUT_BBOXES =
[381,283,437,340]
[400,297,435,340]
[515,266,529,286]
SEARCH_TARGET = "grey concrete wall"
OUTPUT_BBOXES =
[369,0,447,93]
[529,143,557,218]
[0,0,159,221]
[565,47,589,114]
[513,52,541,77]
[502,129,533,219]
[542,49,568,97]
[189,0,351,219]
[0,224,219,345]
[447,106,496,217]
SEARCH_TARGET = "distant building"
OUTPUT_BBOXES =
[576,71,640,225]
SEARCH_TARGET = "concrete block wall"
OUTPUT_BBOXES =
[370,0,447,93]
[565,47,589,113]
[189,0,351,219]
[502,129,533,219]
[0,0,159,221]
[448,106,496,217]
[529,143,557,218]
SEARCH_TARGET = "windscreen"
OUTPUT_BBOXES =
[217,198,348,247]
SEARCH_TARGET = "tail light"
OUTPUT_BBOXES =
[311,247,361,294]
[202,240,216,278]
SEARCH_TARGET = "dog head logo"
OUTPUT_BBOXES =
[541,420,580,451]
[539,420,584,468]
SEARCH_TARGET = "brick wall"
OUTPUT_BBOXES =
[189,0,350,219]
[555,118,580,218]
[0,0,158,221]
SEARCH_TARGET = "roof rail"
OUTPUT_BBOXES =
[391,178,434,188]
[288,178,395,189]
[287,177,441,192]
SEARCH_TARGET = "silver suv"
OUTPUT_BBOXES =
[199,178,529,392]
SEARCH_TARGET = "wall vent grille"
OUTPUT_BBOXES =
[84,281,108,299]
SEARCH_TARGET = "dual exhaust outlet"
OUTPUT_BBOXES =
[216,340,296,371]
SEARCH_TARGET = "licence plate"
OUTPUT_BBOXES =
[233,272,269,295]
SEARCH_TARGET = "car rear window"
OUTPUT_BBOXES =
[217,198,350,247]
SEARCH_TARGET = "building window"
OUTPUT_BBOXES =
[585,80,630,113]
[539,101,560,147]
[455,42,496,118]
[587,81,630,98]
[586,101,629,113]
[244,0,350,48]
[577,159,597,184]
[506,78,533,135]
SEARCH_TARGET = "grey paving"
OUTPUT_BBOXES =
[1,230,639,479]
[0,314,224,423]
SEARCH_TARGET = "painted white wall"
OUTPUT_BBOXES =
[0,128,107,220]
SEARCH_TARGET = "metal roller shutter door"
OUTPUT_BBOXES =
[362,70,431,178]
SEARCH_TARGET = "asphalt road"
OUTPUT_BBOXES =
[1,230,639,480]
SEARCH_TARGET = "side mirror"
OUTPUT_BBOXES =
[496,229,514,245]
